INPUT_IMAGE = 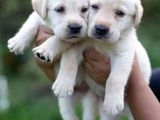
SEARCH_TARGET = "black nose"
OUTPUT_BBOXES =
[95,25,109,36]
[68,23,82,34]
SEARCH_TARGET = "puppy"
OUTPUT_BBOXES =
[87,0,151,118]
[8,0,89,95]
[7,0,99,120]
[46,0,151,119]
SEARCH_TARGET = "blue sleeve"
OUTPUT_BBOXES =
[149,69,160,102]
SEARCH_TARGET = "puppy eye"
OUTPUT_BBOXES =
[115,10,125,17]
[81,7,88,13]
[55,6,65,13]
[91,4,99,10]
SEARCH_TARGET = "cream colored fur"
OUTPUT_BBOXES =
[7,0,98,120]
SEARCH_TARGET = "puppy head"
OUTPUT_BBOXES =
[32,0,89,42]
[88,0,143,43]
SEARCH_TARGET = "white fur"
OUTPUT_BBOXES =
[45,0,151,119]
[58,97,78,120]
[32,35,71,62]
[8,12,44,54]
[82,91,98,120]
[87,0,151,116]
[7,0,89,95]
[8,0,88,58]
[7,0,97,120]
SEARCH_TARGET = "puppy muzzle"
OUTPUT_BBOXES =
[91,24,111,40]
[68,23,82,36]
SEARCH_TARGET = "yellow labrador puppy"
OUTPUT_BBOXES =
[8,0,89,95]
[87,0,151,116]
[7,0,99,120]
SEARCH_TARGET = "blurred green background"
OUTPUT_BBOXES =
[0,0,160,120]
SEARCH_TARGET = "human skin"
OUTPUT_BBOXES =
[126,56,160,120]
[35,25,160,120]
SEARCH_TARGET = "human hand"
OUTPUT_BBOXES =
[83,48,110,86]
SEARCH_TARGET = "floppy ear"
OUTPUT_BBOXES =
[134,0,143,27]
[32,0,48,19]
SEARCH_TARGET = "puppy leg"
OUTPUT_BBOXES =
[33,36,72,62]
[82,91,97,120]
[103,53,134,115]
[58,97,78,120]
[52,45,83,97]
[99,99,118,120]
[122,104,134,120]
[8,12,43,54]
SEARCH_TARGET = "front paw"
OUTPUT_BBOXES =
[103,94,124,115]
[32,45,54,63]
[8,36,27,55]
[52,79,74,97]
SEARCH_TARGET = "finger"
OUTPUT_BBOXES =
[83,48,99,60]
[85,58,110,75]
[83,48,109,63]
[38,25,54,35]
[36,34,53,46]
[35,26,54,46]
[84,61,107,86]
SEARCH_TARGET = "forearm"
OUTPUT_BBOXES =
[126,65,160,120]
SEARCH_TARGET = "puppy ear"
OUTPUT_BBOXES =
[32,0,48,19]
[134,0,143,27]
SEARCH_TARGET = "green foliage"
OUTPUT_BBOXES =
[0,75,61,120]
[0,0,32,40]
[138,22,160,68]
[0,0,32,76]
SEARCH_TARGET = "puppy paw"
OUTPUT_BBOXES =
[7,36,28,55]
[103,94,124,115]
[52,79,74,97]
[32,45,54,63]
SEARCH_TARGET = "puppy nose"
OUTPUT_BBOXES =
[95,25,109,36]
[68,23,82,34]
